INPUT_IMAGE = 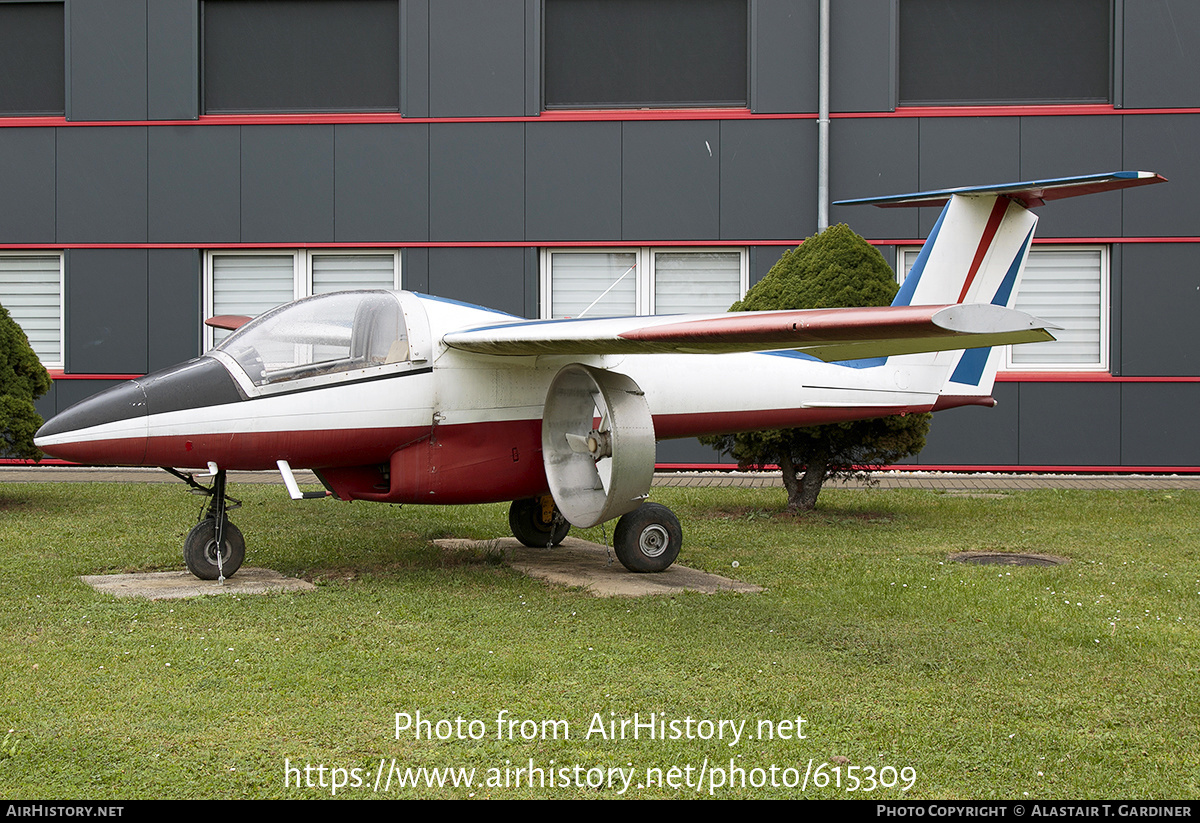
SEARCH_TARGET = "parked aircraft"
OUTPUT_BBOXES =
[35,172,1164,580]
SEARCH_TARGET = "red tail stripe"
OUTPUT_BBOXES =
[957,197,1011,303]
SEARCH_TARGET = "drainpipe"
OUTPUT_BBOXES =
[817,0,830,232]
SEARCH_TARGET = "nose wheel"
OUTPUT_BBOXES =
[184,518,245,580]
[164,466,245,581]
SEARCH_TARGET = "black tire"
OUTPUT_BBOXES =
[509,498,570,548]
[184,518,246,580]
[613,502,682,573]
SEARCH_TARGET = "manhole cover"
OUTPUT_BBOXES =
[949,551,1069,567]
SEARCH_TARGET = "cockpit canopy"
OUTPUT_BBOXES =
[215,291,409,386]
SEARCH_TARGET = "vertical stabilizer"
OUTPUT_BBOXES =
[835,172,1166,400]
[892,194,1037,396]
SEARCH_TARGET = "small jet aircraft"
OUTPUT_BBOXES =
[35,171,1164,580]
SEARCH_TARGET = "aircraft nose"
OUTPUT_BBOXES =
[35,356,246,466]
[35,379,150,464]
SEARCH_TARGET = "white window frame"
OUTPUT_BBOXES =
[899,244,1110,372]
[540,247,749,319]
[0,251,64,368]
[204,249,400,350]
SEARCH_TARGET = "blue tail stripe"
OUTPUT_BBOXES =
[949,346,989,386]
[891,200,950,307]
[989,228,1033,307]
[947,226,1035,387]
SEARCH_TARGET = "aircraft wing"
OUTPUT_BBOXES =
[442,303,1056,362]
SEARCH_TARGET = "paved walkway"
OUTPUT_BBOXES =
[3,466,1200,490]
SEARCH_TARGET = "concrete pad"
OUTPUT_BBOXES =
[80,567,316,600]
[433,536,762,598]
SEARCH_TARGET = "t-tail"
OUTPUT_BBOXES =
[835,171,1165,405]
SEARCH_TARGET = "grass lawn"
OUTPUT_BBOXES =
[0,480,1197,799]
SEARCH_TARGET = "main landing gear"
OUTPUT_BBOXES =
[508,495,570,548]
[507,496,683,573]
[165,467,245,581]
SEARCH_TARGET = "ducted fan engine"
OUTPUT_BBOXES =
[541,363,656,529]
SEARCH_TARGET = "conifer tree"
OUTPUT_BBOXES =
[0,303,52,460]
[701,224,930,510]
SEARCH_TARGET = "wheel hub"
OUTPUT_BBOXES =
[638,524,670,558]
[203,538,232,565]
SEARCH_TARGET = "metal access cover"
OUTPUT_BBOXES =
[949,551,1069,567]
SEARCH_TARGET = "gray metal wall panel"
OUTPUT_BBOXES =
[916,383,1019,465]
[750,245,788,287]
[429,123,525,241]
[1122,1,1200,108]
[524,0,540,116]
[525,121,622,242]
[1018,382,1121,466]
[656,437,729,465]
[427,247,527,317]
[65,249,148,374]
[403,247,430,293]
[1119,243,1200,377]
[752,0,817,113]
[523,246,538,318]
[56,127,148,243]
[1019,116,1123,238]
[830,0,893,113]
[622,121,721,242]
[828,118,919,240]
[0,128,55,243]
[147,0,199,120]
[147,249,201,370]
[68,0,147,121]
[335,124,430,242]
[402,0,430,117]
[917,118,1021,236]
[241,126,335,242]
[1120,382,1200,466]
[148,126,241,242]
[720,118,815,240]
[1122,114,1200,237]
[428,0,526,117]
[34,384,56,423]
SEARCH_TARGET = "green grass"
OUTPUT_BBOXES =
[1,481,1197,799]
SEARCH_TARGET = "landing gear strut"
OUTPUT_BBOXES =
[165,467,246,580]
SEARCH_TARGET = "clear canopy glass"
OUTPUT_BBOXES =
[215,291,409,386]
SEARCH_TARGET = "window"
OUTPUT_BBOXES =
[542,249,746,318]
[205,250,399,348]
[0,2,64,116]
[202,0,400,114]
[898,0,1111,106]
[543,0,748,109]
[901,246,1109,371]
[0,253,62,367]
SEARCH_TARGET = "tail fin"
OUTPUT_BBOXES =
[836,171,1165,399]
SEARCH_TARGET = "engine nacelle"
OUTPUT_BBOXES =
[541,364,656,528]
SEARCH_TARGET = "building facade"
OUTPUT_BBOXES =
[2,0,1198,470]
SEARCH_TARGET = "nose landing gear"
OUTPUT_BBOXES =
[165,467,245,581]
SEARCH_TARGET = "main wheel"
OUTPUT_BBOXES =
[509,497,570,548]
[184,518,246,580]
[613,502,682,573]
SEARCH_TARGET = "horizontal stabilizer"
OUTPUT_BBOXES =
[443,304,1055,361]
[835,171,1165,209]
